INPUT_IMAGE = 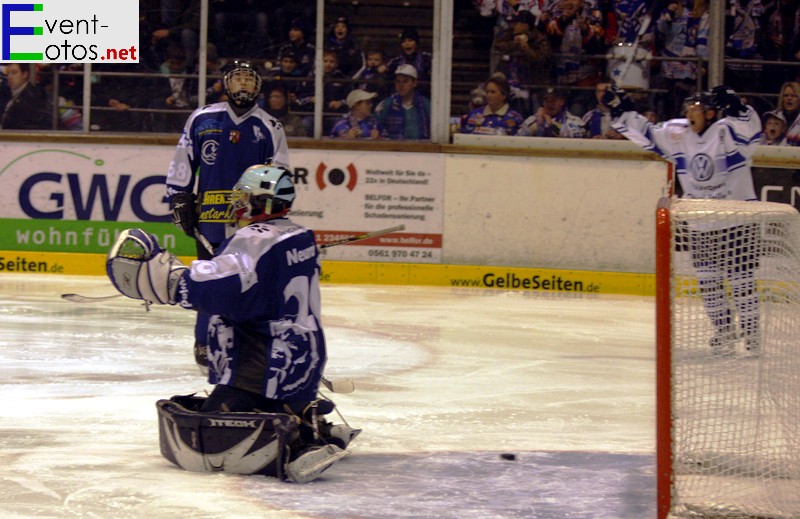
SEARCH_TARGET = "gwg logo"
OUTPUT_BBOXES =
[690,154,714,182]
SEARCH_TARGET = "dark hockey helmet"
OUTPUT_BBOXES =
[683,92,716,114]
[231,164,295,224]
[223,60,262,108]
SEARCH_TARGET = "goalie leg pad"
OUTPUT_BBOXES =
[156,395,300,478]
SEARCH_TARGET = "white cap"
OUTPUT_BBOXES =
[763,110,787,124]
[346,89,377,107]
[395,64,418,79]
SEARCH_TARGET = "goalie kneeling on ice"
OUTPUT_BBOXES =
[156,395,355,482]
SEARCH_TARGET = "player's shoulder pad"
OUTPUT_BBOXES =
[186,102,228,128]
[663,118,690,132]
[250,108,284,132]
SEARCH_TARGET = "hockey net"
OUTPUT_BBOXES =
[655,197,800,519]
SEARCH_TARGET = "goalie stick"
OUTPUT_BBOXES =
[61,224,406,303]
[320,225,405,249]
[61,292,124,303]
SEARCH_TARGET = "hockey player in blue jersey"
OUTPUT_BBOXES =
[166,60,290,373]
[108,164,358,482]
[604,84,764,355]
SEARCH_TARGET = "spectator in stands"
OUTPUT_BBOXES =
[723,0,764,95]
[151,0,200,72]
[476,0,546,74]
[541,0,606,114]
[277,18,316,77]
[325,16,365,78]
[295,49,351,134]
[759,0,798,88]
[518,86,585,137]
[353,48,392,101]
[655,0,709,120]
[760,110,787,145]
[263,81,308,137]
[776,81,800,146]
[582,81,623,139]
[150,43,194,132]
[459,73,524,135]
[139,0,164,70]
[492,9,552,115]
[330,89,381,139]
[273,0,315,49]
[264,49,306,108]
[375,64,431,140]
[34,64,82,131]
[604,0,651,45]
[387,27,433,87]
[89,63,151,132]
[211,0,270,59]
[0,63,50,130]
[456,84,487,131]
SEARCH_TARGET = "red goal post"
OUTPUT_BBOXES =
[655,196,800,519]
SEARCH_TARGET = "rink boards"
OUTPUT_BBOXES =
[0,249,656,296]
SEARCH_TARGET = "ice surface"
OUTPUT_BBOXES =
[0,274,656,518]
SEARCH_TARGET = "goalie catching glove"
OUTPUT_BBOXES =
[106,228,188,305]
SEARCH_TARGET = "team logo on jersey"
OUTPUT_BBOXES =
[266,317,322,399]
[229,130,241,144]
[690,153,714,182]
[201,139,219,165]
[208,316,235,385]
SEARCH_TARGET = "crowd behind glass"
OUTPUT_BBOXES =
[1,0,799,145]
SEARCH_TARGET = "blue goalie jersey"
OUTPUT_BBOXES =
[166,102,290,244]
[175,218,326,402]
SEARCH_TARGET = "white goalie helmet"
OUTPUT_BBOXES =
[231,164,296,225]
[223,60,262,108]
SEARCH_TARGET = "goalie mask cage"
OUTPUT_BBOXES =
[655,197,800,519]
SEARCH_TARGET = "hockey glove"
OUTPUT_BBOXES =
[170,191,198,237]
[710,85,745,117]
[602,85,634,118]
[106,228,188,305]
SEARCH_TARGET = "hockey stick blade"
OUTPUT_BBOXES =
[320,225,405,249]
[321,376,355,394]
[61,293,124,303]
[194,229,215,256]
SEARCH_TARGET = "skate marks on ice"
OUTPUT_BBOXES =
[0,448,653,519]
[236,450,655,519]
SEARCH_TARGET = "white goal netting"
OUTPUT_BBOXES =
[663,198,800,519]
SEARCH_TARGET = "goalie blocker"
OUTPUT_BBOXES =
[157,394,360,483]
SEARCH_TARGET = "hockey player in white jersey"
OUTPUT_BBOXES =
[108,165,358,482]
[604,85,764,355]
[166,60,290,373]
